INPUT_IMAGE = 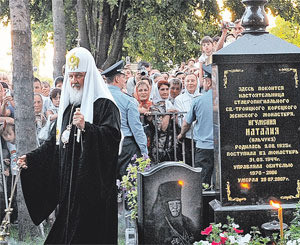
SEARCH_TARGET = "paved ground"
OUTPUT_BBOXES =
[118,201,126,244]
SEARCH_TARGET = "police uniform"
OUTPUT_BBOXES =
[102,61,148,178]
[185,64,214,184]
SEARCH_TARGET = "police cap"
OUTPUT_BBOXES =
[101,60,125,78]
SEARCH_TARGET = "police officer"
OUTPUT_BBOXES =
[102,61,148,179]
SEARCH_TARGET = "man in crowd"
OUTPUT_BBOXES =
[216,19,245,50]
[104,61,148,179]
[175,73,200,166]
[33,77,51,113]
[18,47,121,244]
[169,78,182,105]
[178,65,214,185]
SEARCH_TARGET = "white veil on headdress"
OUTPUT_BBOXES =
[56,47,117,145]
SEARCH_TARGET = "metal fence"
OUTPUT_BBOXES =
[140,111,196,166]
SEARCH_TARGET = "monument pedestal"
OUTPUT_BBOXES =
[203,191,220,228]
[210,199,296,233]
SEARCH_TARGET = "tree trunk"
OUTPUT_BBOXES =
[52,0,66,78]
[9,0,40,240]
[102,0,130,69]
[76,0,90,50]
[96,0,120,68]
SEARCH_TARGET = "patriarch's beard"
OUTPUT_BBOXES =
[69,83,83,105]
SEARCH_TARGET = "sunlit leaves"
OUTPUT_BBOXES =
[124,0,220,70]
[269,16,300,47]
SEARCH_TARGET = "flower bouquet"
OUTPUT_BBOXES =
[195,216,271,245]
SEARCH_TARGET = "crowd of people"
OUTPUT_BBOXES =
[0,20,244,233]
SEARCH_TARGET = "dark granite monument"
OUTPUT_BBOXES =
[137,162,202,244]
[210,0,300,231]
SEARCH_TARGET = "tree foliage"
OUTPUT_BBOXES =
[125,0,221,70]
[225,0,300,26]
[223,0,245,20]
[1,0,300,72]
[269,16,300,47]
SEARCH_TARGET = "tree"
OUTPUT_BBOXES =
[76,0,90,50]
[52,0,66,78]
[81,0,130,68]
[269,16,300,47]
[2,0,300,74]
[9,0,39,240]
[101,0,130,68]
[124,0,221,70]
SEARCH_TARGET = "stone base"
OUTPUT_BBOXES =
[209,199,296,233]
[202,190,220,228]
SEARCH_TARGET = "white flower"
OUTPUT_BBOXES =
[194,241,210,245]
[236,234,252,245]
[228,235,236,243]
[232,223,240,228]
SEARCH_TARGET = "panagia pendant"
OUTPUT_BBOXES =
[61,124,72,148]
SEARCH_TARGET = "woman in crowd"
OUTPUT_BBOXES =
[135,81,152,114]
[41,81,51,97]
[134,81,152,149]
[34,93,46,137]
[149,80,179,163]
[0,82,14,118]
[46,88,61,122]
[0,72,10,86]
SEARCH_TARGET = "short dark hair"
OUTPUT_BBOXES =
[161,72,169,78]
[42,81,50,87]
[6,123,15,133]
[169,78,182,89]
[213,35,220,43]
[105,73,123,84]
[200,36,213,45]
[50,88,61,100]
[138,61,150,70]
[184,73,198,81]
[0,82,8,89]
[34,77,41,84]
[141,76,152,86]
[175,71,184,77]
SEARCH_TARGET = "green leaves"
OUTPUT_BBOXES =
[121,155,152,220]
[269,16,300,47]
[125,0,220,71]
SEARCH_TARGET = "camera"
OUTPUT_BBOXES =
[227,22,235,28]
[5,89,11,97]
[221,21,235,30]
[139,66,148,77]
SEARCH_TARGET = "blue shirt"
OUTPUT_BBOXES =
[185,89,213,149]
[108,85,148,154]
